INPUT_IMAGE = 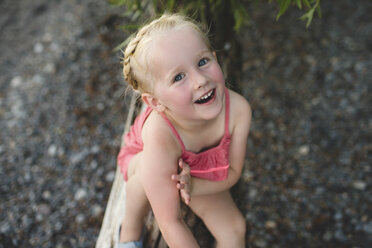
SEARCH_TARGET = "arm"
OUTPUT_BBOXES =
[191,92,252,196]
[140,121,199,247]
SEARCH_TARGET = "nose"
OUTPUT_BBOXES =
[191,70,207,90]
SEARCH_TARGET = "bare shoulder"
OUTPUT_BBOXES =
[228,89,252,130]
[141,110,181,170]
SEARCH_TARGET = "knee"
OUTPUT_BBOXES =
[230,213,246,240]
[216,213,246,244]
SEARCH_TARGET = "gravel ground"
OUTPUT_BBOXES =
[0,0,371,247]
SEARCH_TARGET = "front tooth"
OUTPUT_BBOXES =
[198,90,212,101]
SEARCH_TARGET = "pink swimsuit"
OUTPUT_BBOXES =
[117,88,231,182]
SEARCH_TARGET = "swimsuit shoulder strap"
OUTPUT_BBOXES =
[224,87,230,134]
[159,112,186,152]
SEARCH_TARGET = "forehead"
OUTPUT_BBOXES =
[147,26,208,76]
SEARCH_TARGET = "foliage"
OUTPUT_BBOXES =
[109,0,322,32]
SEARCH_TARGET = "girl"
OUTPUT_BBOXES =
[116,13,251,248]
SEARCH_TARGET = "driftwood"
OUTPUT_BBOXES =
[96,93,229,248]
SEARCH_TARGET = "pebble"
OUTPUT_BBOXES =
[43,63,56,74]
[91,204,103,217]
[10,76,22,88]
[38,204,51,216]
[352,181,367,191]
[42,190,52,200]
[254,239,267,248]
[363,221,372,234]
[74,188,88,201]
[265,220,277,229]
[34,43,44,53]
[75,214,85,224]
[249,188,258,199]
[323,231,333,241]
[105,171,115,182]
[243,169,254,182]
[48,144,58,157]
[298,145,310,156]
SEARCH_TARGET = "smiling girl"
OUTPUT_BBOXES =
[116,13,251,248]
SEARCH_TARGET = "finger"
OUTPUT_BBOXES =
[171,174,180,181]
[179,175,190,184]
[179,160,190,173]
[183,194,191,205]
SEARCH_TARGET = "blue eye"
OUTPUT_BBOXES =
[174,74,184,82]
[198,58,208,67]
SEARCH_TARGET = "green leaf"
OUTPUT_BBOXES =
[302,0,311,8]
[299,5,316,27]
[295,0,302,9]
[276,0,291,20]
[299,0,320,27]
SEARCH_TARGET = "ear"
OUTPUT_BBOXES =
[141,93,166,112]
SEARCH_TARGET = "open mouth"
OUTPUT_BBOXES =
[194,89,215,104]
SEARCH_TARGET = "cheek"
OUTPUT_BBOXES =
[160,86,192,106]
[211,64,225,83]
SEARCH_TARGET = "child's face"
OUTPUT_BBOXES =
[147,26,225,122]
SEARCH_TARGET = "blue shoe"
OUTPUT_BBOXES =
[115,226,143,248]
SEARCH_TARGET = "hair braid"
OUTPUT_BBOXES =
[123,25,152,92]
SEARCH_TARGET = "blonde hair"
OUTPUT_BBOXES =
[122,13,212,93]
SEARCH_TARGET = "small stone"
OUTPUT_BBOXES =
[323,231,333,241]
[24,172,31,182]
[91,204,103,217]
[265,220,277,229]
[243,169,254,182]
[97,102,104,111]
[38,204,51,216]
[71,150,88,165]
[48,145,57,157]
[298,145,310,156]
[42,190,52,200]
[334,229,346,241]
[75,214,85,224]
[334,212,343,221]
[90,160,98,169]
[11,76,22,88]
[249,188,257,199]
[34,42,43,53]
[363,221,372,234]
[74,188,88,201]
[91,145,100,154]
[43,63,56,74]
[254,239,267,248]
[0,222,10,233]
[105,171,115,182]
[352,180,366,191]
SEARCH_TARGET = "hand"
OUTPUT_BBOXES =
[171,158,191,205]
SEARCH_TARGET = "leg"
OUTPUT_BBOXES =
[189,190,246,248]
[120,152,150,242]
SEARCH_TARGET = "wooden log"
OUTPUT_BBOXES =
[96,93,140,248]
